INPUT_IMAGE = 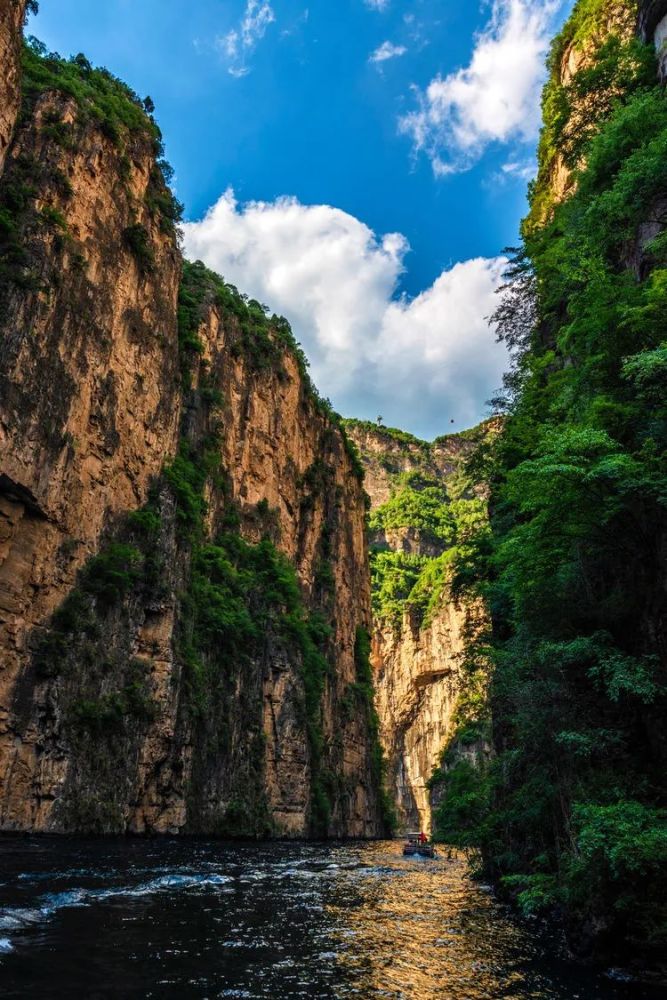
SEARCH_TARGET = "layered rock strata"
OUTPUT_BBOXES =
[0,25,383,836]
[0,0,26,176]
[346,422,486,833]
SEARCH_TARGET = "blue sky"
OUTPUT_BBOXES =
[28,0,571,439]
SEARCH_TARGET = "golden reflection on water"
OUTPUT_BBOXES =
[324,842,554,1000]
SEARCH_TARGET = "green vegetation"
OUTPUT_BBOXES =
[123,223,154,274]
[345,420,498,633]
[168,449,335,837]
[0,38,181,315]
[70,663,156,733]
[369,473,455,544]
[429,618,492,851]
[371,551,429,631]
[179,260,364,478]
[21,38,162,150]
[0,144,73,306]
[177,259,284,388]
[368,461,488,633]
[32,514,162,683]
[527,0,651,227]
[437,12,667,958]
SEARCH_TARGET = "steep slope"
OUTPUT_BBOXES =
[0,32,386,837]
[450,0,667,964]
[0,0,27,176]
[345,420,491,833]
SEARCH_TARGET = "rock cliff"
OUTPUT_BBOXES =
[527,0,639,227]
[0,0,26,177]
[345,421,491,833]
[529,0,667,230]
[0,29,385,836]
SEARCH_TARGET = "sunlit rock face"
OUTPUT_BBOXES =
[0,17,383,837]
[0,0,26,177]
[345,422,485,833]
[371,603,467,833]
[531,0,667,229]
[0,72,182,832]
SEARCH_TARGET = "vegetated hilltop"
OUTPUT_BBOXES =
[433,0,667,966]
[0,10,390,839]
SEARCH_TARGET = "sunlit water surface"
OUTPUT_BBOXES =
[0,838,665,999]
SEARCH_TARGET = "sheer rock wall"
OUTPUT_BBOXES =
[0,20,382,837]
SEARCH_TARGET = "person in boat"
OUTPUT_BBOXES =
[418,831,427,844]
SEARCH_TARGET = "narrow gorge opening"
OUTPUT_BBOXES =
[345,420,493,836]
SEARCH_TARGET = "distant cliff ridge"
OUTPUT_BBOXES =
[345,420,493,834]
[0,26,387,837]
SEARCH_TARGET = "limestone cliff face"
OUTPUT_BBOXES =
[371,605,466,834]
[0,27,383,837]
[0,59,182,830]
[0,0,25,177]
[530,2,639,224]
[529,1,667,241]
[183,299,379,838]
[348,425,472,510]
[527,0,667,230]
[345,422,486,833]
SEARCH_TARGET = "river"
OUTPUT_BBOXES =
[0,837,665,999]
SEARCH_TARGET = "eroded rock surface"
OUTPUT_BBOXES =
[0,0,25,176]
[346,422,486,833]
[0,24,383,837]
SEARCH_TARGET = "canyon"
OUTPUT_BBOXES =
[0,2,482,842]
[0,13,664,971]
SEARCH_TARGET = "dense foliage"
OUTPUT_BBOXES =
[438,1,667,958]
[369,472,455,544]
[369,467,488,632]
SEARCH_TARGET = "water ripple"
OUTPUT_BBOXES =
[0,839,663,999]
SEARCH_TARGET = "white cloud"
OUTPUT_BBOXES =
[370,41,407,64]
[399,0,563,175]
[501,158,538,181]
[183,191,508,438]
[365,0,390,10]
[218,0,275,77]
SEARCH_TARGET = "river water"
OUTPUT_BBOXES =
[0,838,665,1000]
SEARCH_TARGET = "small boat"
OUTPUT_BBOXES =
[402,833,436,859]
